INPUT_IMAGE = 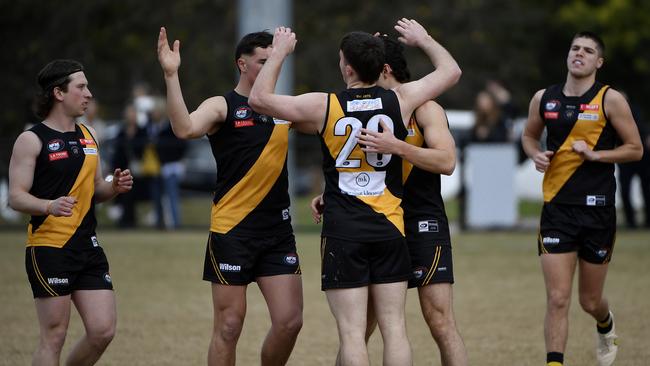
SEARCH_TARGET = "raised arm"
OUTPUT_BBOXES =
[393,18,461,121]
[157,27,226,139]
[248,27,327,134]
[522,89,554,173]
[572,89,642,163]
[357,101,456,175]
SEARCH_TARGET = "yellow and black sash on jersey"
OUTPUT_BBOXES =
[402,114,450,242]
[539,82,616,206]
[208,91,292,237]
[27,123,98,248]
[319,86,407,241]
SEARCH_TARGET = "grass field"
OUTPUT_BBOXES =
[1,229,649,365]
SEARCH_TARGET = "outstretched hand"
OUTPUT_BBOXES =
[272,26,297,58]
[394,18,430,47]
[157,27,181,77]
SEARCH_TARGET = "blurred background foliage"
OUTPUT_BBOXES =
[1,0,648,172]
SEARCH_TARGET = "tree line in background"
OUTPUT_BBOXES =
[1,0,648,173]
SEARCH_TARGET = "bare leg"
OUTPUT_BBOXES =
[335,296,376,366]
[577,260,609,321]
[326,287,370,366]
[418,283,467,366]
[208,284,247,366]
[65,290,116,366]
[370,281,412,366]
[541,252,578,354]
[257,274,303,366]
[33,296,72,366]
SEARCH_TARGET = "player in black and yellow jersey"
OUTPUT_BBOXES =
[8,59,133,365]
[249,19,461,366]
[312,34,467,366]
[157,29,302,365]
[522,32,643,366]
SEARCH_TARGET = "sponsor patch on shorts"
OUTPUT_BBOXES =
[418,220,439,233]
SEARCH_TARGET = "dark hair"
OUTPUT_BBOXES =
[34,59,84,119]
[380,35,410,83]
[573,31,605,56]
[234,31,273,72]
[340,32,385,84]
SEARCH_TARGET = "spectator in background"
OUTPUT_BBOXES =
[618,101,650,229]
[470,91,510,144]
[142,99,165,229]
[132,82,155,127]
[111,104,146,228]
[155,101,187,230]
[82,99,107,142]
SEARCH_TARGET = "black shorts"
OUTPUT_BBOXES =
[203,231,301,285]
[408,241,454,288]
[320,236,412,290]
[538,203,616,264]
[25,245,113,298]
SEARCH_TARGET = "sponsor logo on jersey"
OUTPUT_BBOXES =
[586,195,606,206]
[47,139,65,152]
[273,118,290,125]
[284,253,298,265]
[355,173,370,187]
[580,104,599,111]
[282,208,290,221]
[219,263,242,272]
[413,266,427,279]
[418,220,439,233]
[104,273,112,283]
[49,151,69,161]
[79,138,95,146]
[545,100,561,111]
[339,171,386,196]
[47,277,69,285]
[234,119,254,128]
[91,236,99,247]
[544,112,559,119]
[346,98,383,112]
[71,146,80,155]
[234,106,252,119]
[564,110,575,119]
[578,113,599,121]
[407,128,415,137]
[83,147,98,155]
[542,237,560,245]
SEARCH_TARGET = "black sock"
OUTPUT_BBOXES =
[547,352,563,365]
[597,312,613,334]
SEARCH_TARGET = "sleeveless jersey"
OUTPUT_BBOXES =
[402,114,450,243]
[26,123,99,249]
[539,82,616,206]
[319,86,407,241]
[208,90,292,236]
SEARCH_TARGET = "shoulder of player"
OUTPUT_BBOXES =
[12,130,42,156]
[414,100,445,126]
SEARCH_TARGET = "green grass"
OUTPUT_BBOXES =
[1,229,649,365]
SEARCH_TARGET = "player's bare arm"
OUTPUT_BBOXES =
[522,89,554,173]
[392,18,461,123]
[572,89,642,163]
[249,26,327,134]
[158,27,226,139]
[357,101,456,175]
[8,131,76,216]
